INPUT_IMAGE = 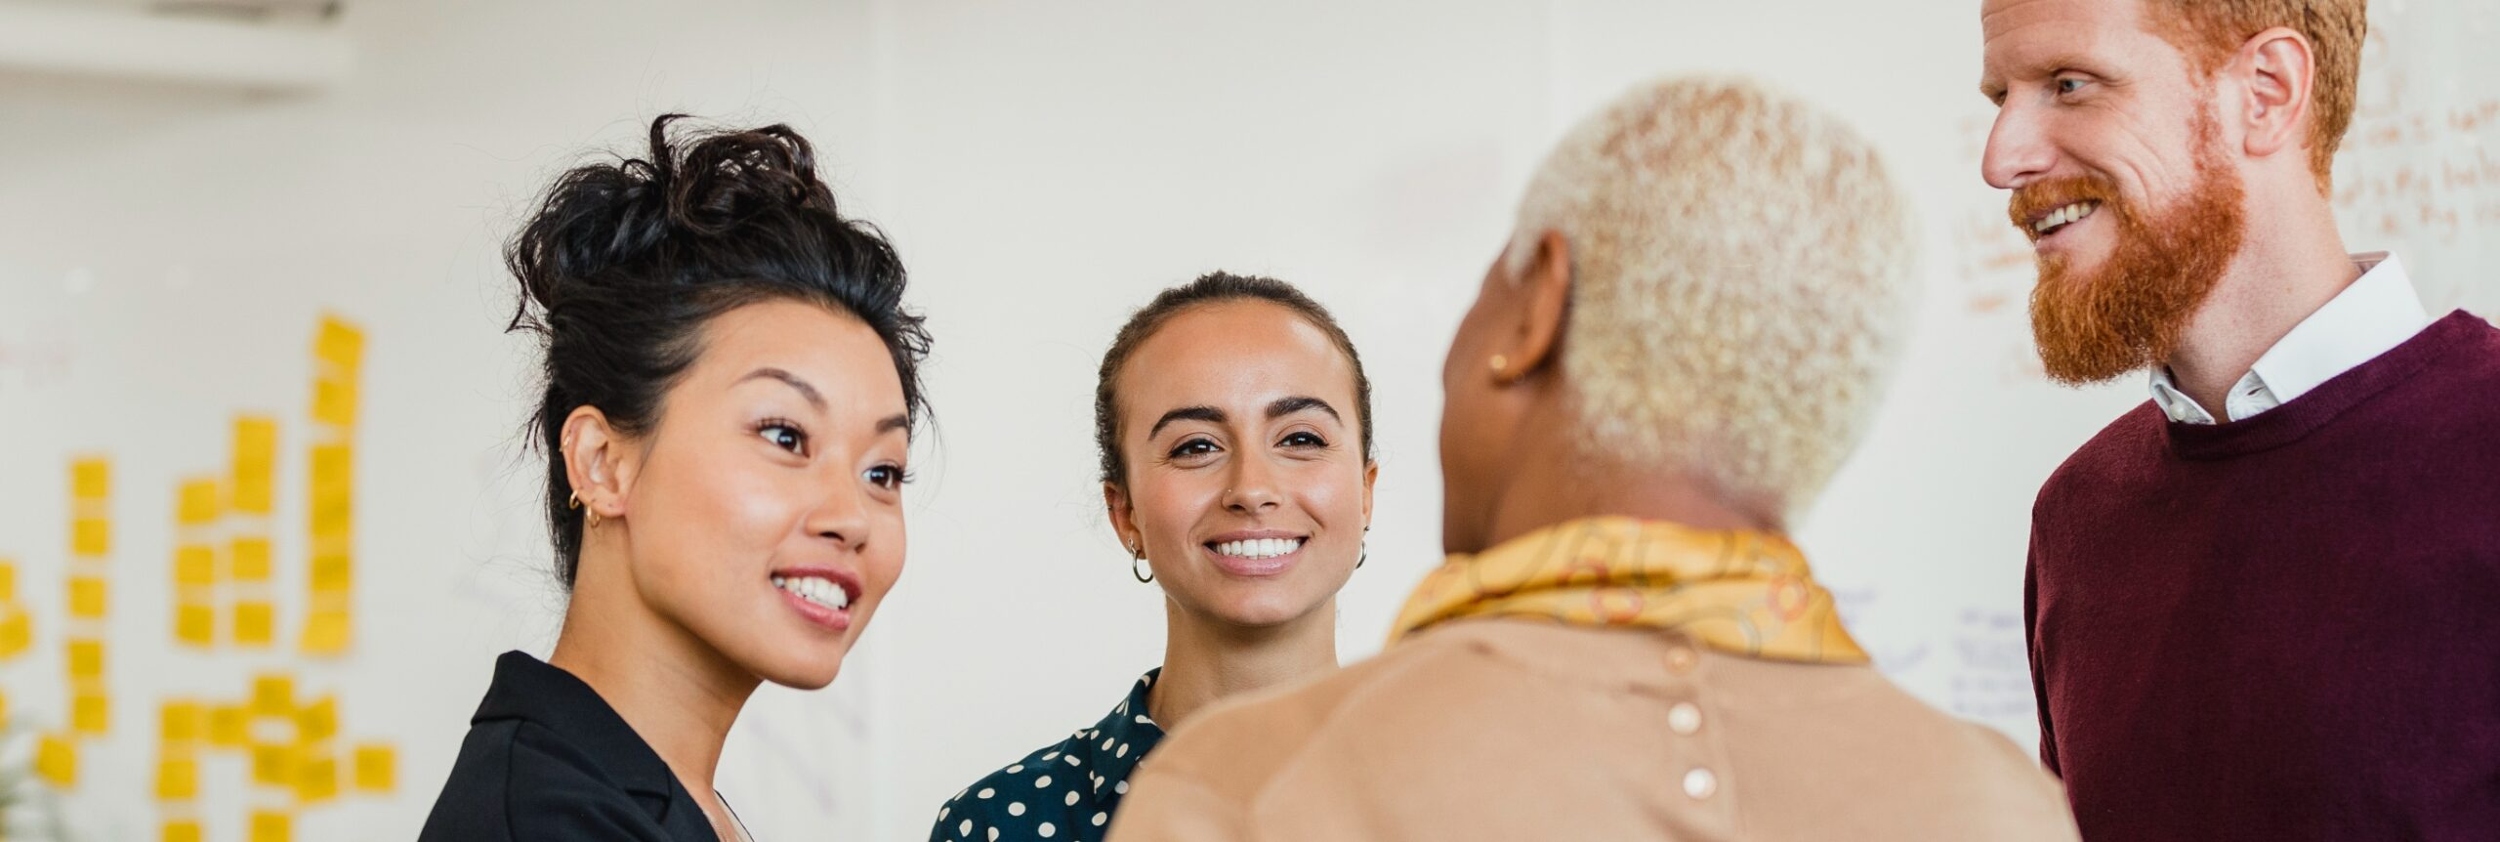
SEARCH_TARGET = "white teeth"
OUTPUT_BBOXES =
[2034,202,2097,234]
[774,575,850,611]
[1213,538,1305,559]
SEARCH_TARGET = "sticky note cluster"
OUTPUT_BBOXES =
[0,560,31,662]
[304,316,364,656]
[171,475,224,648]
[40,457,117,788]
[0,559,24,736]
[157,674,398,841]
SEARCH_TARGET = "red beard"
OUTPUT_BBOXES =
[2012,109,2247,386]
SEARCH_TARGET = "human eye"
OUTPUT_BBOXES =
[1278,431,1328,448]
[756,419,809,456]
[864,463,911,490]
[1168,437,1221,459]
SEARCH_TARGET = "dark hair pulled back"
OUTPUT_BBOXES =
[508,114,931,587]
[1094,272,1373,489]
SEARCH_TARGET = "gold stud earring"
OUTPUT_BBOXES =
[1488,354,1510,375]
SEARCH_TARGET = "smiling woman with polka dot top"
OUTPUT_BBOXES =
[928,273,1378,842]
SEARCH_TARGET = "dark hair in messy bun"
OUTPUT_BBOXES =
[507,114,931,587]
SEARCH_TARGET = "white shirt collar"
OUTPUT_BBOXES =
[2149,252,2429,425]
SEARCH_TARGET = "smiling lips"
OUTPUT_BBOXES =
[772,570,859,631]
[2029,200,2101,242]
[1204,534,1308,577]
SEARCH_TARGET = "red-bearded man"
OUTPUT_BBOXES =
[1981,0,2500,838]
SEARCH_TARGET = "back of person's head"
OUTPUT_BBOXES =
[507,115,932,585]
[1510,77,1918,523]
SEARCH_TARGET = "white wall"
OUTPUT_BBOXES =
[0,1,2492,840]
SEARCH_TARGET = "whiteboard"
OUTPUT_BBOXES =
[0,2,2490,840]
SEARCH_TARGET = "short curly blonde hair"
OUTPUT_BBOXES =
[1509,77,1919,523]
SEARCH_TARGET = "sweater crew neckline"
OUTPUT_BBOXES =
[2162,311,2486,461]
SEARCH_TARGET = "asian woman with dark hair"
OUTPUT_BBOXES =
[421,116,930,842]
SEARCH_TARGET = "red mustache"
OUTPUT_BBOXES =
[2007,176,2124,240]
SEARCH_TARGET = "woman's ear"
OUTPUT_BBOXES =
[561,406,634,523]
[1103,480,1144,557]
[1495,229,1575,385]
[1360,460,1379,526]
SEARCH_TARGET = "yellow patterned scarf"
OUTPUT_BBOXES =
[1388,516,1868,664]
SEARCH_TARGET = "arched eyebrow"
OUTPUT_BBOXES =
[737,367,825,411]
[1266,396,1341,424]
[1148,406,1225,440]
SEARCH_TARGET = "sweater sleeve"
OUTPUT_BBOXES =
[2024,532,2061,778]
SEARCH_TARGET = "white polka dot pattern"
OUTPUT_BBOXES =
[927,670,1168,842]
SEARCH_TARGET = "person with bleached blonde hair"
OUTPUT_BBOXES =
[1105,76,2080,841]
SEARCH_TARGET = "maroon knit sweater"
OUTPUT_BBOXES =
[2026,311,2500,841]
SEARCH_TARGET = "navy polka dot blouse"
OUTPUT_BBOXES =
[929,670,1166,842]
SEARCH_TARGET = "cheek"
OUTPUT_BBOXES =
[856,505,909,602]
[1283,461,1370,543]
[637,445,810,580]
[1137,471,1220,546]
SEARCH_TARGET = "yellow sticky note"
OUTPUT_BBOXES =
[0,610,30,657]
[251,674,294,717]
[231,416,280,512]
[72,690,109,734]
[314,316,365,372]
[232,467,276,516]
[67,639,104,678]
[296,695,338,744]
[174,544,216,587]
[156,755,199,800]
[72,458,111,500]
[294,749,338,803]
[35,734,76,786]
[178,478,221,526]
[301,608,351,656]
[163,819,204,842]
[209,704,248,747]
[232,537,274,582]
[309,552,351,591]
[175,601,215,646]
[250,809,293,842]
[68,575,107,618]
[311,377,360,427]
[0,561,16,601]
[72,516,111,557]
[251,742,296,787]
[352,742,396,793]
[162,699,206,745]
[234,600,275,647]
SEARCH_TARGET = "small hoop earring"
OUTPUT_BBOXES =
[585,506,604,529]
[1131,551,1154,584]
[1488,354,1510,375]
[1358,541,1366,569]
[567,491,582,510]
